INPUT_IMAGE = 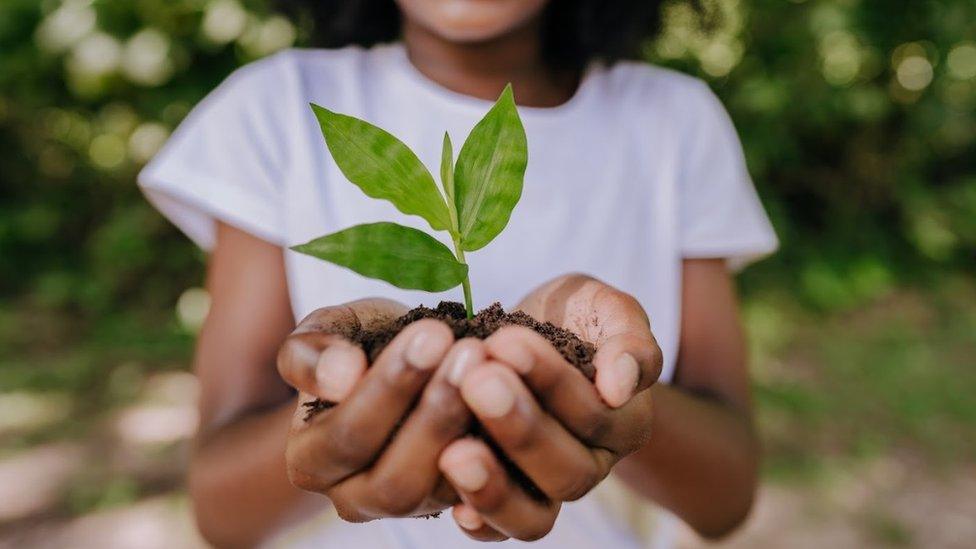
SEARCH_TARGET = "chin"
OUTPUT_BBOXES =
[396,0,550,43]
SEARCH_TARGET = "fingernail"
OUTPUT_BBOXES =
[292,340,321,367]
[406,330,444,370]
[454,505,484,530]
[316,344,362,401]
[609,353,640,407]
[463,375,515,418]
[446,345,480,387]
[445,459,488,492]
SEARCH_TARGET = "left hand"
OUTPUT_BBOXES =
[439,274,663,541]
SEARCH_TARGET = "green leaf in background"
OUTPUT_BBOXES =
[291,222,468,292]
[440,131,458,230]
[453,84,528,251]
[310,104,453,232]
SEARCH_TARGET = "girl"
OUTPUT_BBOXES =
[139,0,778,547]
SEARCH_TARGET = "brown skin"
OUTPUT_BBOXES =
[191,223,756,546]
[439,269,757,541]
[434,275,663,541]
[187,2,757,545]
[398,0,579,107]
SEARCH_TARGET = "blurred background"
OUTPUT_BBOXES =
[1,1,973,548]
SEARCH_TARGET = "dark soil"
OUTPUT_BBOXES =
[301,301,596,502]
[302,302,595,418]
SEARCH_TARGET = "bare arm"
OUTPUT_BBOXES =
[613,258,758,538]
[188,223,322,547]
[189,222,475,546]
[433,262,755,541]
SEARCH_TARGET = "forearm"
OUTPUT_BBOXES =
[190,398,326,547]
[613,383,759,538]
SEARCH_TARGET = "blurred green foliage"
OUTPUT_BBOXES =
[1,0,973,316]
[0,8,974,532]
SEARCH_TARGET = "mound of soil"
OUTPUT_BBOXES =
[300,301,596,502]
[302,302,595,418]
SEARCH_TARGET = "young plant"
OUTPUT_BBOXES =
[292,85,527,319]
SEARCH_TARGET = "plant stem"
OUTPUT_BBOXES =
[452,239,474,319]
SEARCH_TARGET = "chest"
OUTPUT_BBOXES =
[281,104,683,381]
[286,120,675,311]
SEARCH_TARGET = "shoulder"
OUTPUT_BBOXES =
[593,61,725,122]
[194,44,396,132]
[216,44,385,98]
[590,61,735,143]
[268,44,377,75]
[601,61,709,95]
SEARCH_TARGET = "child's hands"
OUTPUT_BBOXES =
[277,299,485,521]
[440,275,663,541]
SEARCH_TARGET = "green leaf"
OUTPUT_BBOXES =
[291,222,467,292]
[454,84,528,251]
[310,104,452,232]
[441,131,455,203]
[440,131,459,232]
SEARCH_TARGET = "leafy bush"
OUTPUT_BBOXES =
[1,0,973,318]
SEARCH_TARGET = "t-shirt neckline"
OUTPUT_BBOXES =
[381,42,600,122]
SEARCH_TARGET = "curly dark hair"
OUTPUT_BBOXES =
[277,0,670,71]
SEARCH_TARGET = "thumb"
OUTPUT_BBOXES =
[592,331,662,408]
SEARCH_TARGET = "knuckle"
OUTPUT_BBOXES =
[576,405,612,444]
[286,466,325,493]
[369,477,424,516]
[420,385,469,438]
[285,439,327,493]
[326,420,372,469]
[553,461,600,501]
[516,520,556,542]
[333,501,369,523]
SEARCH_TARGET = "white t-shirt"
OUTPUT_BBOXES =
[139,43,777,548]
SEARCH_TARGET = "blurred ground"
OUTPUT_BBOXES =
[3,1,974,548]
[2,280,974,548]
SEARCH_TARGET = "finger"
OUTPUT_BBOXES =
[439,438,560,541]
[291,319,454,486]
[460,363,611,501]
[485,326,651,454]
[431,476,461,509]
[293,298,407,335]
[516,278,662,407]
[278,331,367,401]
[592,330,662,408]
[586,287,662,407]
[452,503,508,542]
[337,339,484,517]
[278,300,404,400]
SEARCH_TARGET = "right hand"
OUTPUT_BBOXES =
[276,299,485,521]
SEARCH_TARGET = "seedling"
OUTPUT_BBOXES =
[292,85,527,319]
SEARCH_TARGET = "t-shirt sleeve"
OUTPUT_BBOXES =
[137,53,293,250]
[677,81,778,270]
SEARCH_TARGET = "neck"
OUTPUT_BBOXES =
[400,19,578,108]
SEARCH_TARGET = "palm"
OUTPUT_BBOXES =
[515,274,652,347]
